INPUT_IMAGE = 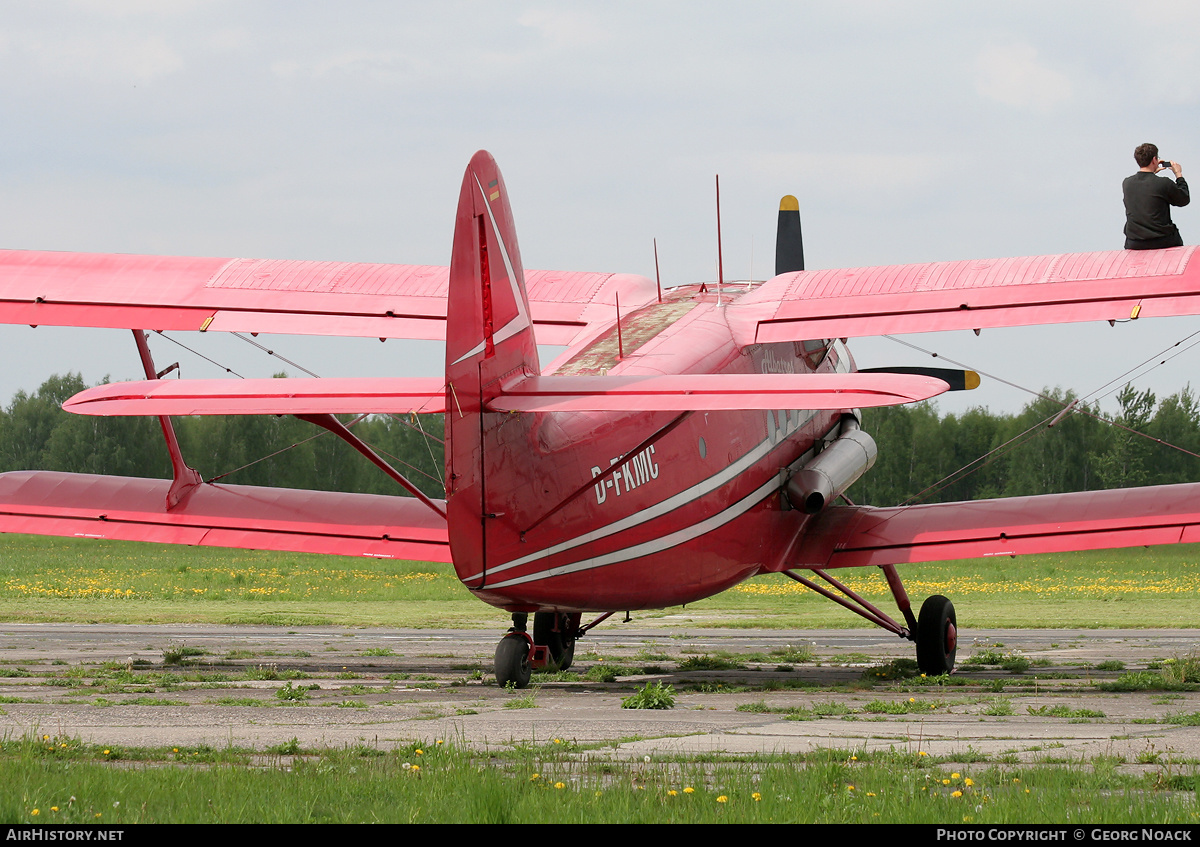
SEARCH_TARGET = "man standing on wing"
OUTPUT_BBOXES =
[1124,142,1189,250]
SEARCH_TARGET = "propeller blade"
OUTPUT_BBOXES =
[775,194,805,275]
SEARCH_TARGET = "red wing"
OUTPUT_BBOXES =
[0,471,450,562]
[792,483,1200,569]
[728,247,1200,344]
[0,249,655,346]
[65,377,447,416]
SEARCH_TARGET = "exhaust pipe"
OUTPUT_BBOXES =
[787,416,877,514]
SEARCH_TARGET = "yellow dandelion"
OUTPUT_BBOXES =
[909,697,915,703]
[555,782,565,790]
[716,795,728,804]
[847,784,855,791]
[530,773,540,781]
[51,807,58,812]
[965,778,974,787]
[436,739,443,745]
[554,738,562,744]
[411,764,420,773]
[850,755,858,761]
[919,751,928,757]
[951,772,960,779]
[31,809,39,816]
[42,735,49,741]
[752,793,762,801]
[942,779,950,785]
[415,749,423,756]
[951,790,963,798]
[684,787,695,794]
[668,790,678,797]
[103,749,111,756]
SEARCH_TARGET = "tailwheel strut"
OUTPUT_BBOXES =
[781,564,957,674]
[533,611,581,671]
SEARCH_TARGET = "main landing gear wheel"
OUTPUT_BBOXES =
[533,612,577,671]
[495,633,532,689]
[916,594,957,676]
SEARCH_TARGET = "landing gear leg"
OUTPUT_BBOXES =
[495,613,532,689]
[533,612,579,671]
[916,594,957,675]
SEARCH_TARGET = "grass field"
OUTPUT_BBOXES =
[1,533,1198,824]
[4,736,1196,824]
[0,534,1197,629]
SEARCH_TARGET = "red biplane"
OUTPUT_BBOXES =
[4,150,1200,686]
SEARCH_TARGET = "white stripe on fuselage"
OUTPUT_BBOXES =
[480,472,783,591]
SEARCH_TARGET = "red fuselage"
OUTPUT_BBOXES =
[460,284,853,612]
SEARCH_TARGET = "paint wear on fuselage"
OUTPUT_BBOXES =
[466,284,855,613]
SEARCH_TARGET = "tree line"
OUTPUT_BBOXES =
[850,384,1200,506]
[0,374,1197,506]
[0,374,445,498]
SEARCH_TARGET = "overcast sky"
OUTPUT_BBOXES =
[2,1,1199,418]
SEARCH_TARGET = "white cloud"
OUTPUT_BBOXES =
[974,43,1073,113]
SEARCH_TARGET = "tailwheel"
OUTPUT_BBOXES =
[916,594,957,675]
[495,633,532,689]
[533,611,578,671]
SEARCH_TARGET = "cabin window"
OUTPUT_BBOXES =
[796,339,832,370]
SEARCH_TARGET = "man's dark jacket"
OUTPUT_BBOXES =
[1124,171,1190,249]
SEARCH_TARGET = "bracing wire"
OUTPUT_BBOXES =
[153,331,444,490]
[883,329,1200,505]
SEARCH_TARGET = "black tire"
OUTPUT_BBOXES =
[916,594,957,675]
[495,633,532,688]
[533,612,576,671]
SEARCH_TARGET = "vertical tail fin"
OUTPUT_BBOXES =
[444,151,540,587]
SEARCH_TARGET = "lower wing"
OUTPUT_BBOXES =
[791,483,1200,568]
[0,471,450,562]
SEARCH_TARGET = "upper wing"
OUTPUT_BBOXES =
[0,249,656,346]
[0,470,450,562]
[728,246,1200,344]
[790,482,1200,569]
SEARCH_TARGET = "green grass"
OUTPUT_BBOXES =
[2,736,1195,824]
[3,534,1199,629]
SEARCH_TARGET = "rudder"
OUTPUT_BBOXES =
[444,151,541,588]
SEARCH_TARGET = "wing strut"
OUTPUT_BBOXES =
[295,413,446,519]
[132,330,202,510]
[781,567,915,639]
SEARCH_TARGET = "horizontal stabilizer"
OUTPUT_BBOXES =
[488,372,949,412]
[858,366,980,391]
[0,471,450,561]
[64,377,447,416]
[792,483,1200,569]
